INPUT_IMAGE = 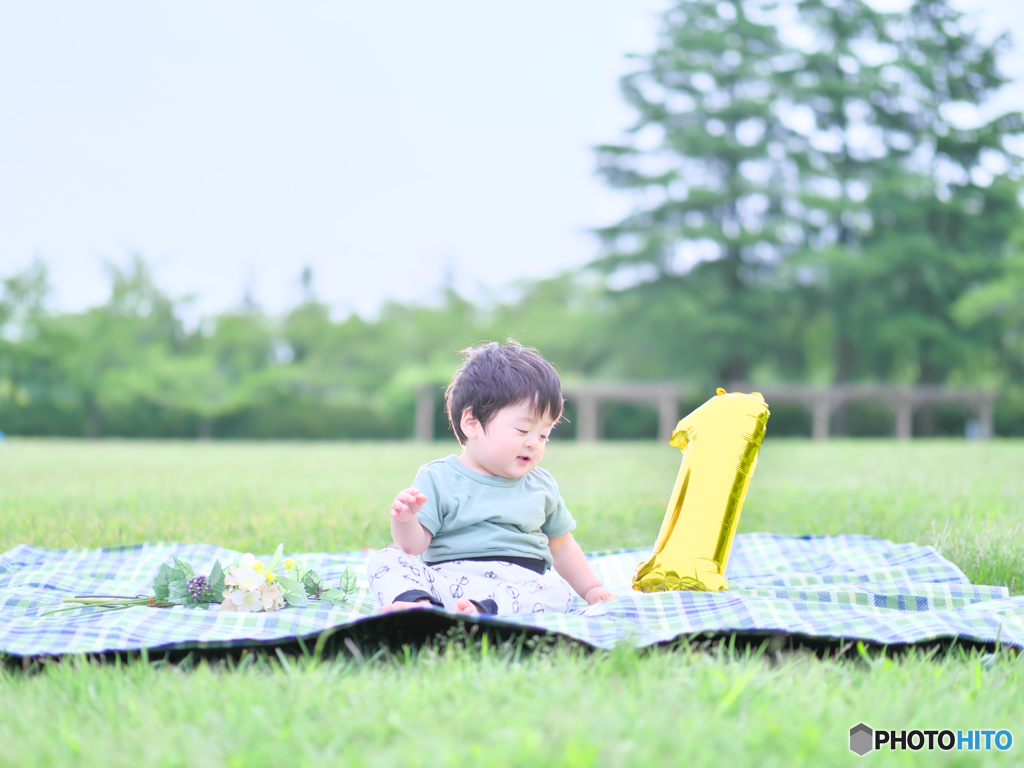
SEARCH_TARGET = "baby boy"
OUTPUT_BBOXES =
[367,341,615,615]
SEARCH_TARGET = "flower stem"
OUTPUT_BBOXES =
[40,596,174,617]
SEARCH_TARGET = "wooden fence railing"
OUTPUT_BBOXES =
[413,383,998,442]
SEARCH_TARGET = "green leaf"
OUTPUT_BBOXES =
[275,576,308,608]
[172,557,196,580]
[152,563,174,600]
[339,566,357,595]
[168,579,190,604]
[161,566,187,599]
[206,560,225,601]
[263,543,284,575]
[318,589,349,607]
[301,569,324,596]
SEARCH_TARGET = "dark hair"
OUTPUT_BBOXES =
[445,340,563,445]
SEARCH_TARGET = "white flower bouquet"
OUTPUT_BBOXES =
[44,543,361,616]
[218,544,356,613]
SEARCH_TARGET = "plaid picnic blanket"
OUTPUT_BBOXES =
[1,534,1021,656]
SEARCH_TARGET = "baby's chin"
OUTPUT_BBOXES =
[505,458,536,477]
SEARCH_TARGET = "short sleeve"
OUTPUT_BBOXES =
[411,464,443,535]
[541,495,576,539]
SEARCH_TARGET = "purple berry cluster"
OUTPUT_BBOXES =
[187,575,210,600]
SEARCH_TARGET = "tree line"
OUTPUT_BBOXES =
[2,0,1023,439]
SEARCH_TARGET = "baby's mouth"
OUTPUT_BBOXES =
[516,455,531,463]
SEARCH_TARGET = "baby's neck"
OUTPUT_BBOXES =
[457,450,498,477]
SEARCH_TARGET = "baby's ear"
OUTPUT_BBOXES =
[460,406,480,439]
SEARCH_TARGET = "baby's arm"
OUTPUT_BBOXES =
[390,487,433,556]
[548,533,615,605]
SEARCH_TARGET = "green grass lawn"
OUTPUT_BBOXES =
[2,438,1023,767]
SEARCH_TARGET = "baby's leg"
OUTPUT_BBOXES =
[432,561,576,615]
[419,562,498,614]
[488,564,576,615]
[366,548,444,611]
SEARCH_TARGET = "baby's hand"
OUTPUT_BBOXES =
[584,586,616,605]
[391,487,428,523]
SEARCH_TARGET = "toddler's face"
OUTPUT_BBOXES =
[464,400,557,478]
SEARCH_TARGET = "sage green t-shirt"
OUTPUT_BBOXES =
[413,455,576,568]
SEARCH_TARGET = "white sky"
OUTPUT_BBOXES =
[1,0,1022,319]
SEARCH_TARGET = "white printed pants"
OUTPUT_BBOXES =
[366,548,575,615]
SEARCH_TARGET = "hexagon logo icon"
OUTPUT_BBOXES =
[850,723,874,756]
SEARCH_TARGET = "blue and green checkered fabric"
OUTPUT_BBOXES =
[1,534,1021,655]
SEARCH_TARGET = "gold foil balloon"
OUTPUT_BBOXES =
[632,388,770,593]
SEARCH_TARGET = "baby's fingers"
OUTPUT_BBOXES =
[398,490,424,506]
[391,488,426,520]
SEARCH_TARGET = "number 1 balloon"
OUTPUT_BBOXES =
[633,389,770,592]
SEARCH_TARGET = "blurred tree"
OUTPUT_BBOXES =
[593,0,1023,392]
[953,220,1024,369]
[40,257,185,436]
[0,259,49,335]
[953,218,1024,433]
[170,307,278,437]
[786,0,1023,431]
[0,262,48,418]
[123,351,244,438]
